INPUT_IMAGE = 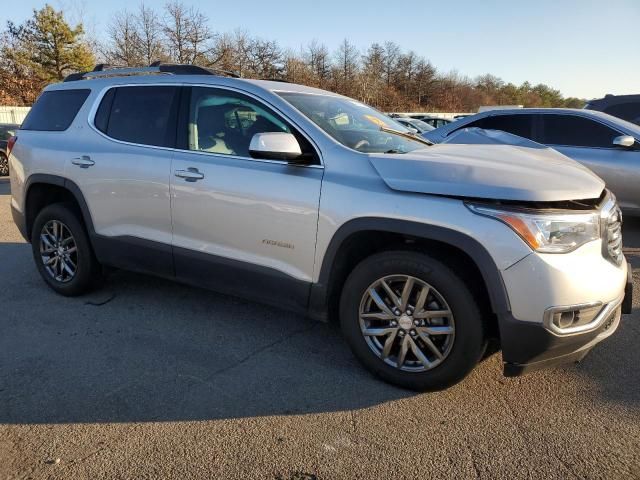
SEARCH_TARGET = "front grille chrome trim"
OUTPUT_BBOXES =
[600,192,623,266]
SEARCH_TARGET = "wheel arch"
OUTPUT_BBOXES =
[24,174,95,241]
[309,218,511,326]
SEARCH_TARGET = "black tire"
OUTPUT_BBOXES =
[0,152,8,176]
[31,203,102,296]
[340,250,486,391]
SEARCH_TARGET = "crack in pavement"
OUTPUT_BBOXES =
[185,323,319,388]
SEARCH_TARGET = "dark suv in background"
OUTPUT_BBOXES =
[585,94,640,126]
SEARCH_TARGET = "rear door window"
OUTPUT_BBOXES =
[95,86,180,148]
[539,114,620,148]
[22,89,90,131]
[458,114,535,139]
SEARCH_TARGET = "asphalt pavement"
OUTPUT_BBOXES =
[1,177,639,479]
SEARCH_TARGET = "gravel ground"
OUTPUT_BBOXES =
[1,177,639,479]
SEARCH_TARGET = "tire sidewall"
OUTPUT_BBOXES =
[31,203,99,296]
[340,251,485,391]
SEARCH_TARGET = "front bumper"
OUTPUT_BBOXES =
[501,291,626,376]
[499,238,631,375]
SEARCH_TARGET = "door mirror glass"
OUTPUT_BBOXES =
[612,135,636,148]
[249,132,303,162]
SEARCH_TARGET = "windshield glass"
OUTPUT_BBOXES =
[408,119,435,132]
[277,92,428,153]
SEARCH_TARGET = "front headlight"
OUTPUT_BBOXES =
[467,204,600,253]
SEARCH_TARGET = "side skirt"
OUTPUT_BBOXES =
[173,246,310,314]
[92,234,311,315]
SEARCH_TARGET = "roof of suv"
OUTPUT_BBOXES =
[47,72,342,99]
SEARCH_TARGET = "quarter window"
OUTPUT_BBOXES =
[539,115,619,148]
[22,89,90,131]
[95,86,180,148]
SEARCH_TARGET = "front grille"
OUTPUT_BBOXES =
[602,200,623,265]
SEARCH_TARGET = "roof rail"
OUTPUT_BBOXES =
[63,62,240,82]
[151,62,240,78]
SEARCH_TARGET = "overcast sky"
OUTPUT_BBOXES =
[6,0,639,99]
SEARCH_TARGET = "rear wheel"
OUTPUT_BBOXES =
[31,203,102,296]
[0,152,8,176]
[340,250,486,391]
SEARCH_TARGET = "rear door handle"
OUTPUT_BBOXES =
[175,168,205,182]
[71,155,95,168]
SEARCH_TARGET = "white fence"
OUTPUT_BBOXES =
[0,106,31,124]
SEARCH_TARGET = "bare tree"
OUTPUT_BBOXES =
[210,31,236,71]
[382,41,400,87]
[333,38,359,95]
[247,38,282,79]
[163,1,213,64]
[104,11,143,66]
[305,40,331,87]
[136,3,166,64]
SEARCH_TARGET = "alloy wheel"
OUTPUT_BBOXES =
[39,220,78,283]
[359,274,455,372]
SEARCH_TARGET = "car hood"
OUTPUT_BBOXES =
[368,141,605,202]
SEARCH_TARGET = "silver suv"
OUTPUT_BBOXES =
[8,64,633,390]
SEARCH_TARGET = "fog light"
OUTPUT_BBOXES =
[545,302,603,334]
[556,311,576,329]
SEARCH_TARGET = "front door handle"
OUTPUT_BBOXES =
[175,168,205,182]
[71,155,95,168]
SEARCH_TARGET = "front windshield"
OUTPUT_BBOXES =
[277,92,429,153]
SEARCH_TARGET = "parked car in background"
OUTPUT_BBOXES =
[408,115,452,129]
[0,123,19,176]
[424,108,640,215]
[585,94,640,126]
[393,117,435,134]
[8,64,631,391]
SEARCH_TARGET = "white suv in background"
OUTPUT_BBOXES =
[8,64,632,390]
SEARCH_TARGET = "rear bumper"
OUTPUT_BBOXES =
[501,269,631,376]
[11,203,28,241]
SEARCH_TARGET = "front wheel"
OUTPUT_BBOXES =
[340,251,486,391]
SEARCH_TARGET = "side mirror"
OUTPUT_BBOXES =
[249,132,303,162]
[613,135,636,148]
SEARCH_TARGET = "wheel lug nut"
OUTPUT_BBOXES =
[414,319,420,326]
[394,309,401,316]
[410,329,416,336]
[391,321,397,327]
[398,330,405,336]
[406,309,413,315]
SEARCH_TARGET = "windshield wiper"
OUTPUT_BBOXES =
[380,126,433,146]
[384,149,405,154]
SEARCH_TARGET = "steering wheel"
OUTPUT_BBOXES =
[353,139,370,151]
